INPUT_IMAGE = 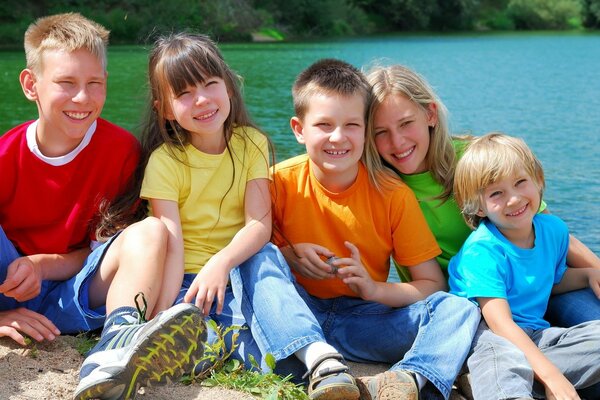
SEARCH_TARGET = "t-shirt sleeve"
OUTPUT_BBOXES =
[390,188,441,266]
[140,148,182,202]
[449,241,508,303]
[246,130,270,182]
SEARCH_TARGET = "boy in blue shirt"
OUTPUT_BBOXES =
[449,132,600,400]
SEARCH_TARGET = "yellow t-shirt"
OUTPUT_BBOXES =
[141,127,269,273]
[272,154,441,299]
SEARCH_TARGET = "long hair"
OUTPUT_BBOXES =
[96,32,273,240]
[367,65,458,201]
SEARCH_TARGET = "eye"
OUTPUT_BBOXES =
[347,122,362,127]
[515,178,527,186]
[400,120,412,128]
[374,129,386,136]
[489,190,502,198]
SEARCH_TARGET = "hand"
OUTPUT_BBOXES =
[0,308,60,346]
[0,256,43,302]
[588,269,600,299]
[543,371,580,400]
[280,244,335,280]
[335,242,377,300]
[183,254,230,316]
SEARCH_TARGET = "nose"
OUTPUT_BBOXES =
[389,131,405,149]
[329,127,345,143]
[72,86,89,103]
[507,190,521,206]
[194,90,208,106]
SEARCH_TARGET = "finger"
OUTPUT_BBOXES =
[591,280,600,299]
[344,241,361,261]
[0,327,27,346]
[304,259,332,278]
[183,284,198,304]
[202,289,214,317]
[18,308,61,336]
[216,288,225,315]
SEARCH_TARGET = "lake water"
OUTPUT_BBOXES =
[1,33,599,253]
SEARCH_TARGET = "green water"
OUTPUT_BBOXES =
[1,33,599,252]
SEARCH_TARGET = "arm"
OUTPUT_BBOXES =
[541,209,600,270]
[552,267,600,298]
[0,247,90,302]
[337,241,446,307]
[185,178,272,315]
[478,297,578,399]
[148,198,185,313]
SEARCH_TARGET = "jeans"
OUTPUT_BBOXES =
[232,243,481,400]
[546,288,600,327]
[177,242,323,377]
[468,320,600,400]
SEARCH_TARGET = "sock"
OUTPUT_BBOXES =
[102,306,139,336]
[295,341,345,377]
[414,372,427,390]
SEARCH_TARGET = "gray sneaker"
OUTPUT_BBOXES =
[74,302,206,400]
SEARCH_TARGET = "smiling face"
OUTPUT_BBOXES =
[291,92,365,191]
[21,48,106,156]
[478,170,541,245]
[372,93,437,175]
[166,76,231,153]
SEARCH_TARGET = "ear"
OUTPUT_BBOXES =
[290,116,305,144]
[155,100,175,121]
[476,208,486,218]
[426,102,438,127]
[19,69,38,101]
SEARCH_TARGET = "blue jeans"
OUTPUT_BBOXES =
[546,288,600,327]
[177,243,323,378]
[0,225,116,333]
[232,244,481,400]
[468,320,600,400]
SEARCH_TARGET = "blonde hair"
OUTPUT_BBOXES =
[454,132,545,229]
[292,58,400,191]
[24,12,109,75]
[366,65,458,200]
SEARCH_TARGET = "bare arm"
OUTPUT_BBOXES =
[478,297,579,399]
[0,248,90,302]
[552,267,600,298]
[337,242,446,307]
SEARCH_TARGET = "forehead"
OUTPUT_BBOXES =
[39,48,105,77]
[304,92,365,119]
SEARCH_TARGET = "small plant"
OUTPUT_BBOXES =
[21,337,39,359]
[74,332,99,356]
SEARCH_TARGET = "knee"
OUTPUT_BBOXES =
[125,217,168,248]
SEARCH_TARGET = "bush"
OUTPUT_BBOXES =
[507,0,582,29]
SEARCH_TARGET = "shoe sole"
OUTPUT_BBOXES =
[74,303,206,400]
[310,385,360,400]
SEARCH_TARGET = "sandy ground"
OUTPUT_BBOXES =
[0,336,399,400]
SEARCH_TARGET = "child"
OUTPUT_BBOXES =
[366,64,600,328]
[449,132,600,400]
[0,13,206,400]
[242,58,480,399]
[137,33,359,400]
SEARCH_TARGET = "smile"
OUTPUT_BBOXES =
[194,110,217,120]
[393,146,414,160]
[65,111,91,120]
[507,204,528,217]
[325,149,349,155]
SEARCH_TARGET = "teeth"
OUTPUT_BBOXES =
[325,150,348,155]
[195,110,217,120]
[507,205,527,216]
[394,147,414,159]
[65,111,89,120]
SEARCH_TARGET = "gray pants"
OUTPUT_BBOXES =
[467,320,600,400]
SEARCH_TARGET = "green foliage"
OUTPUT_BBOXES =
[507,0,583,29]
[582,0,600,27]
[74,332,100,356]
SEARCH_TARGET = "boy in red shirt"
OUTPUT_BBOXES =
[0,13,205,399]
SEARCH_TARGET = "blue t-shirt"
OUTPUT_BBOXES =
[449,214,569,330]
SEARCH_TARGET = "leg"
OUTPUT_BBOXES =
[89,217,169,316]
[533,321,600,396]
[312,292,480,399]
[467,321,534,400]
[545,288,600,327]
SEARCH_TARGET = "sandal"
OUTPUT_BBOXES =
[304,353,360,400]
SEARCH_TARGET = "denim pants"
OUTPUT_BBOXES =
[232,244,481,400]
[177,242,325,377]
[467,320,600,400]
[546,288,600,327]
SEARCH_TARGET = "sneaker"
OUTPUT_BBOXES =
[305,353,360,400]
[74,302,206,400]
[358,370,419,400]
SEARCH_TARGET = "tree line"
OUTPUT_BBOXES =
[1,0,599,46]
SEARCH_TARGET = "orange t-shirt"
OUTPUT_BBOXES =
[272,154,441,299]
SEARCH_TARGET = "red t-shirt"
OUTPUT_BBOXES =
[0,118,140,255]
